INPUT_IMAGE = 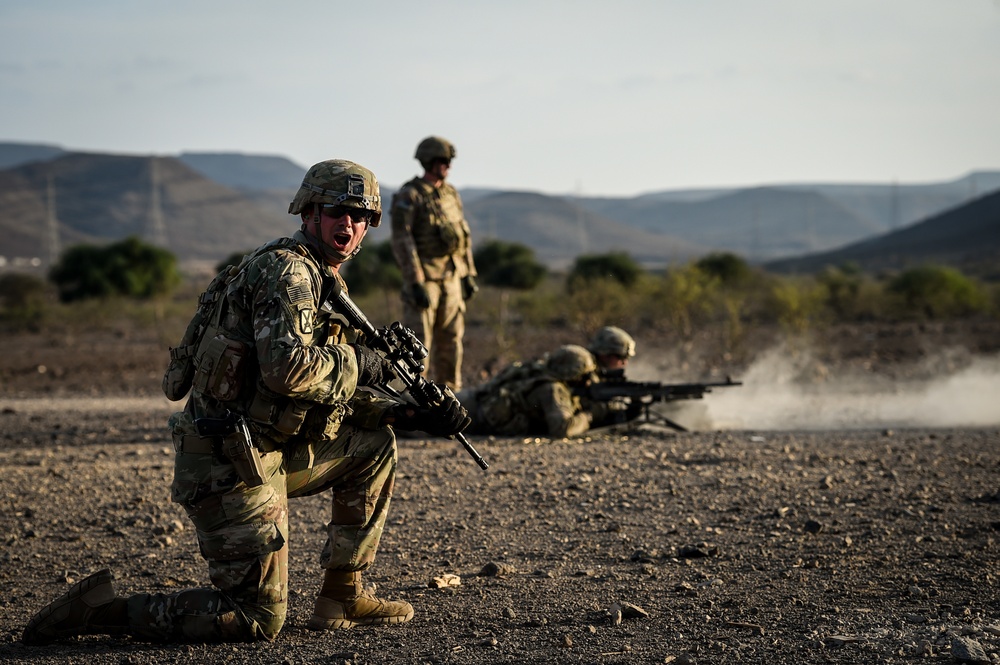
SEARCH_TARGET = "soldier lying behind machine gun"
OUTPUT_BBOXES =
[580,370,742,432]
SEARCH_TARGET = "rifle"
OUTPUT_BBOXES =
[583,372,742,432]
[323,288,489,471]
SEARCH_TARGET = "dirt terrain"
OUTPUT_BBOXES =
[1,322,999,664]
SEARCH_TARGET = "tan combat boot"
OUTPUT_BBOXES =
[22,569,130,645]
[307,570,414,630]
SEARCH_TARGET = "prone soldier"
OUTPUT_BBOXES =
[461,344,599,438]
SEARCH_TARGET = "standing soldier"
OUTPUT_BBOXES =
[22,159,470,644]
[390,136,478,391]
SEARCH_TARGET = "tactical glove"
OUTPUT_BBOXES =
[461,275,479,301]
[388,391,472,438]
[407,283,431,310]
[353,345,396,387]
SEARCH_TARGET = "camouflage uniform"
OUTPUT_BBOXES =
[585,326,638,427]
[463,346,596,438]
[124,230,398,641]
[23,159,470,647]
[390,139,476,391]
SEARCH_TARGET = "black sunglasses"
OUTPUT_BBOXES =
[321,204,374,223]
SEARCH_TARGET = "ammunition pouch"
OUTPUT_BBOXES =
[192,334,251,402]
[247,386,310,436]
[163,344,197,401]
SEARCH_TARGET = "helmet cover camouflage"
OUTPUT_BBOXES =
[588,326,636,358]
[414,136,457,164]
[546,344,598,383]
[288,159,382,227]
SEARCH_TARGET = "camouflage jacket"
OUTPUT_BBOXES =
[180,230,391,447]
[471,361,592,438]
[389,177,476,283]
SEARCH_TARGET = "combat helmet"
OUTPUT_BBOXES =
[288,159,382,227]
[588,326,636,358]
[415,136,457,166]
[546,344,598,383]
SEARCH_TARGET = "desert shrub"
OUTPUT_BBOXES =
[49,236,181,303]
[474,240,547,290]
[765,277,827,334]
[813,263,891,322]
[343,240,402,297]
[567,252,644,293]
[886,265,989,319]
[564,276,643,333]
[816,263,863,320]
[694,252,753,288]
[0,272,51,330]
[654,264,720,338]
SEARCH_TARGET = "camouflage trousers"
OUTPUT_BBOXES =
[402,274,466,391]
[125,422,397,642]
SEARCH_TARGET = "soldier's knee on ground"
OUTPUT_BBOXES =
[127,590,282,642]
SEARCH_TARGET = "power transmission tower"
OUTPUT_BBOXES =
[148,157,168,247]
[575,180,588,255]
[45,172,61,267]
[889,179,899,231]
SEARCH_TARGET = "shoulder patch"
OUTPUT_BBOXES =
[285,276,313,307]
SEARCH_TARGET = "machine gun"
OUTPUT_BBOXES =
[324,288,489,471]
[583,372,742,432]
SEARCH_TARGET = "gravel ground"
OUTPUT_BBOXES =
[0,401,998,664]
[1,321,999,664]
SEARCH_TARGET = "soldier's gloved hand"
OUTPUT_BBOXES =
[407,282,431,309]
[624,399,645,422]
[353,345,396,387]
[388,395,472,437]
[461,275,479,301]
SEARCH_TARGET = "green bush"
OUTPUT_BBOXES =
[0,272,51,330]
[474,240,547,290]
[765,277,827,333]
[655,264,719,338]
[49,236,181,303]
[567,252,644,293]
[886,265,989,319]
[694,252,753,288]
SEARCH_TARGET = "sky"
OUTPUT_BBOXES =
[2,1,999,197]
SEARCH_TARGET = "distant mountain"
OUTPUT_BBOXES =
[575,187,880,260]
[0,142,67,170]
[764,189,1000,279]
[2,143,997,276]
[573,173,1000,262]
[178,152,306,192]
[0,152,292,269]
[462,191,708,270]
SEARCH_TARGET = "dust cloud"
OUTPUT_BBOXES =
[701,345,1000,431]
